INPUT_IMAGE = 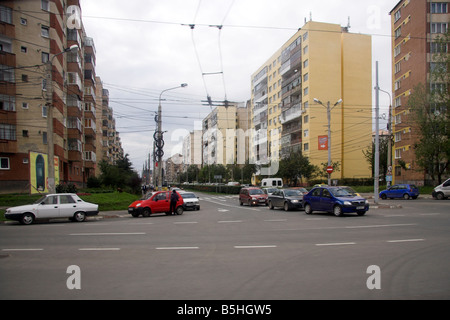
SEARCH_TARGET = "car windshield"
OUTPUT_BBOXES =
[249,189,264,195]
[284,190,302,196]
[329,188,353,197]
[34,196,47,204]
[181,193,196,199]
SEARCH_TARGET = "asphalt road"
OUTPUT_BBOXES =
[0,193,449,300]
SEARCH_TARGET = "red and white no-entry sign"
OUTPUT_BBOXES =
[326,166,334,174]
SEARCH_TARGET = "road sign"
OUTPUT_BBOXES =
[326,166,334,174]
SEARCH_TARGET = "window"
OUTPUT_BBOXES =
[395,132,402,142]
[0,94,15,111]
[303,32,308,42]
[303,73,309,82]
[394,44,401,57]
[431,23,448,34]
[303,45,309,55]
[303,87,309,96]
[41,26,50,38]
[304,143,309,151]
[395,62,401,74]
[43,132,48,145]
[395,148,402,159]
[20,18,27,25]
[22,130,28,137]
[0,5,12,24]
[21,46,27,53]
[431,3,448,13]
[394,9,401,23]
[41,0,50,11]
[0,123,16,140]
[303,59,309,68]
[0,65,15,82]
[60,195,76,204]
[0,157,10,170]
[395,26,402,39]
[42,52,49,63]
[42,105,48,117]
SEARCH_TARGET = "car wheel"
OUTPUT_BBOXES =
[284,202,290,212]
[436,192,445,200]
[380,194,387,200]
[403,193,410,200]
[357,211,366,216]
[304,203,313,215]
[269,201,274,210]
[333,205,343,217]
[131,212,140,218]
[239,200,243,206]
[142,208,151,217]
[176,206,184,215]
[73,212,86,222]
[21,213,35,225]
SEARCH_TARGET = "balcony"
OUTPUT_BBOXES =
[281,104,303,124]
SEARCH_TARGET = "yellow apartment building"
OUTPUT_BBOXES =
[251,21,373,182]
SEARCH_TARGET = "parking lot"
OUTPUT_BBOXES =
[1,192,449,300]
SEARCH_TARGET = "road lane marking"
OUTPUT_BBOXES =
[69,232,146,236]
[173,222,198,224]
[316,242,356,246]
[2,248,44,252]
[387,239,425,243]
[78,248,121,251]
[264,219,287,222]
[344,223,417,229]
[234,245,277,249]
[156,247,199,250]
[218,220,243,223]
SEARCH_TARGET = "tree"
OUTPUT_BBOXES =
[278,151,318,186]
[99,154,141,193]
[363,136,392,178]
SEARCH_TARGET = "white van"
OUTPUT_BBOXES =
[261,178,283,188]
[432,178,450,200]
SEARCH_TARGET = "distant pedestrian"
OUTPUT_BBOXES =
[170,190,179,215]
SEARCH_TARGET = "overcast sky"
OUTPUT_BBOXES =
[81,0,397,173]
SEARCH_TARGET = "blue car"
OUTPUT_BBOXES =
[379,184,419,200]
[303,186,369,217]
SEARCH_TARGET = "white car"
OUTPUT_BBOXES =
[179,192,200,211]
[5,193,99,225]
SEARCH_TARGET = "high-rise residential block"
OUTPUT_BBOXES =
[0,0,123,193]
[390,0,449,185]
[251,20,372,182]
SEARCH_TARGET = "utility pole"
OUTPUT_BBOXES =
[156,84,188,190]
[314,98,342,186]
[374,61,380,204]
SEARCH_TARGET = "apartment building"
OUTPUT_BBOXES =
[390,0,449,185]
[202,103,251,167]
[251,20,373,181]
[0,0,122,193]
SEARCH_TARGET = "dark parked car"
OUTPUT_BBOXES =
[303,186,369,217]
[268,189,304,211]
[239,187,268,206]
[379,184,419,200]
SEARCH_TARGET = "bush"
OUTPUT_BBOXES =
[87,176,102,188]
[56,183,77,194]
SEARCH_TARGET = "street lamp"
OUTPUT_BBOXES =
[46,45,79,193]
[313,98,343,186]
[156,83,188,190]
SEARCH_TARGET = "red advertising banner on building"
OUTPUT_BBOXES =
[318,136,328,150]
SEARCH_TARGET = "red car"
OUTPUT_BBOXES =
[239,187,268,206]
[128,191,184,217]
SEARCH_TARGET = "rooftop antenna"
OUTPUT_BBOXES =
[310,12,312,21]
[347,16,351,30]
